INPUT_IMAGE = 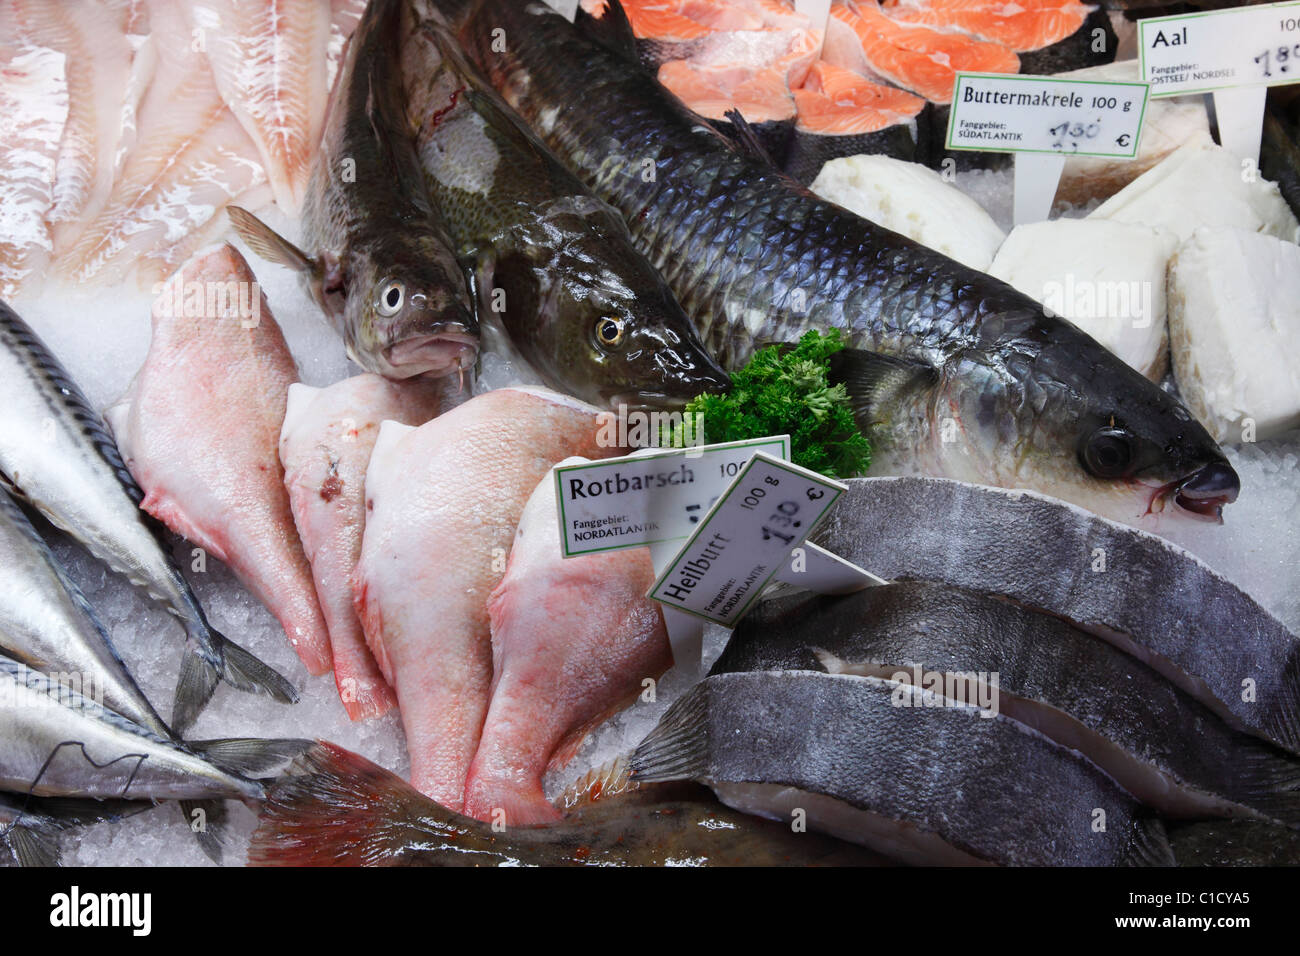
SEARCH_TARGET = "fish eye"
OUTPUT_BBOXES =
[595,316,625,349]
[376,280,404,317]
[1082,427,1134,478]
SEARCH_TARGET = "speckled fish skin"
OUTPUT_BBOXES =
[400,2,729,410]
[108,244,332,678]
[631,670,1175,866]
[297,0,478,380]
[462,460,671,824]
[353,387,615,808]
[183,0,332,214]
[448,0,1238,529]
[720,583,1300,826]
[0,490,171,741]
[811,477,1300,756]
[279,375,444,721]
[0,298,296,736]
[248,740,883,866]
[0,656,264,803]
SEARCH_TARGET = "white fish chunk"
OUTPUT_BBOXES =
[988,218,1177,381]
[1169,227,1300,443]
[810,154,1005,271]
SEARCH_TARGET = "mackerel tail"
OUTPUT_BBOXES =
[0,300,297,735]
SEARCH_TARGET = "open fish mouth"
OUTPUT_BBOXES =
[1148,461,1241,523]
[385,332,479,378]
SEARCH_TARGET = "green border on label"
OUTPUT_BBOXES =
[554,435,791,558]
[1139,1,1300,97]
[648,451,846,627]
[945,73,1149,159]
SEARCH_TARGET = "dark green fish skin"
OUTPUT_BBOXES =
[1169,820,1300,866]
[399,2,728,410]
[247,742,878,866]
[299,0,478,380]
[445,0,1238,527]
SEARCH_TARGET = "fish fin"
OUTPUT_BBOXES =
[555,755,637,812]
[9,825,61,867]
[246,742,429,867]
[827,348,939,431]
[227,206,314,274]
[722,109,776,168]
[575,0,640,66]
[465,779,562,826]
[178,799,228,864]
[1123,816,1175,867]
[171,629,299,735]
[190,738,314,778]
[630,684,709,783]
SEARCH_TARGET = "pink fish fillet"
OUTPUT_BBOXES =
[107,243,332,675]
[183,0,332,214]
[354,388,617,809]
[279,375,443,721]
[463,461,672,825]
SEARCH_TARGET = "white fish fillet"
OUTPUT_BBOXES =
[56,0,268,289]
[2,1,135,259]
[0,40,66,297]
[327,0,368,91]
[185,0,332,214]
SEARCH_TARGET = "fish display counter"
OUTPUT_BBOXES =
[0,0,1297,879]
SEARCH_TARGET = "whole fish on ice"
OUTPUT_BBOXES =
[400,2,730,410]
[353,387,615,808]
[0,298,295,735]
[448,0,1239,528]
[279,374,444,720]
[230,0,478,381]
[463,460,672,824]
[248,740,880,865]
[108,243,333,679]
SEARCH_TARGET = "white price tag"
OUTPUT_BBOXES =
[946,73,1149,159]
[648,452,846,628]
[1139,1,1300,97]
[553,436,790,557]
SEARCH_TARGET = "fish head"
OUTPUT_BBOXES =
[497,223,730,411]
[345,244,479,380]
[933,322,1239,527]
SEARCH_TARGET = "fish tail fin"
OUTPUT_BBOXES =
[247,742,431,867]
[1123,816,1175,867]
[630,685,710,783]
[1226,745,1300,826]
[227,206,314,274]
[172,626,299,735]
[178,799,229,864]
[6,822,61,867]
[555,755,637,812]
[1264,665,1300,756]
[722,109,777,168]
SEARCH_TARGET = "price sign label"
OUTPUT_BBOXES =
[1140,1,1300,96]
[647,452,846,628]
[553,436,790,557]
[946,73,1149,158]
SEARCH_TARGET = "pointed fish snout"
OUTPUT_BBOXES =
[1179,461,1241,504]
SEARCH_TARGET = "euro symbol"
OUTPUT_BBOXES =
[1115,133,1131,148]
